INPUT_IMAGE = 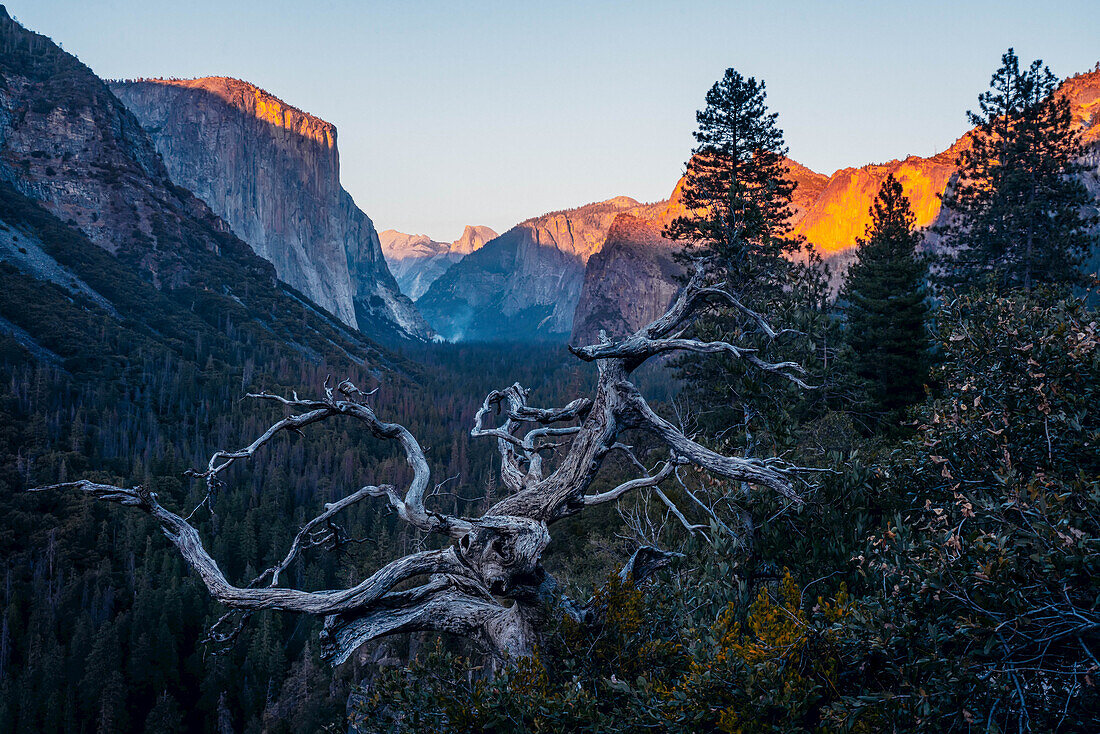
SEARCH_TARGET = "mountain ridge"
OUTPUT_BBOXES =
[0,5,390,370]
[415,194,670,341]
[571,68,1100,344]
[380,224,497,300]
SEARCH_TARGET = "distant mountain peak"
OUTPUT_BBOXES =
[452,224,498,255]
[380,225,499,301]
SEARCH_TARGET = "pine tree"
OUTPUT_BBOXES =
[841,174,930,429]
[665,68,840,562]
[666,68,807,449]
[936,49,1097,291]
[665,67,801,299]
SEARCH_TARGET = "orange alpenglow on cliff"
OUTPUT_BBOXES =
[788,68,1100,255]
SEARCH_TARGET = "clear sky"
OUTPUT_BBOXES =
[9,1,1099,241]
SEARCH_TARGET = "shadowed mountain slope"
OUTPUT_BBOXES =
[0,6,390,370]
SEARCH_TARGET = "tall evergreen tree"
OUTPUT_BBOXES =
[665,67,801,300]
[664,69,840,560]
[936,48,1097,291]
[841,174,930,429]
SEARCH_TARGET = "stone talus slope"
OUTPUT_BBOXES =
[109,77,432,340]
[380,224,497,300]
[415,197,661,342]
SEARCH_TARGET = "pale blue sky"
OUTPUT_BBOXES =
[8,1,1099,241]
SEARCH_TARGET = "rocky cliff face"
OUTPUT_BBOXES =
[568,178,691,345]
[570,212,681,345]
[571,69,1100,345]
[108,77,432,341]
[792,70,1100,257]
[791,142,964,257]
[380,224,497,300]
[415,197,662,341]
[0,6,382,366]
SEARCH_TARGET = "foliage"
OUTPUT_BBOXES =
[351,541,865,734]
[846,290,1100,731]
[0,178,610,731]
[935,49,1098,291]
[840,174,931,430]
[351,289,1100,734]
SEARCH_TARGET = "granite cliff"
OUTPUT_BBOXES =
[108,77,431,341]
[570,212,681,345]
[569,177,691,345]
[571,69,1100,345]
[0,6,382,368]
[380,224,497,300]
[792,69,1100,257]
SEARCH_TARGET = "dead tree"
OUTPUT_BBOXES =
[33,262,814,665]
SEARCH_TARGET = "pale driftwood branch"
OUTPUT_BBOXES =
[582,460,677,506]
[616,381,803,505]
[652,485,710,537]
[571,337,812,389]
[508,396,593,424]
[239,379,471,537]
[29,479,543,664]
[185,405,332,502]
[673,466,736,537]
[570,259,809,387]
[606,444,708,537]
[29,481,468,614]
[321,586,517,665]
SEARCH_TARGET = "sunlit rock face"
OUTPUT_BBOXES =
[791,147,960,256]
[572,69,1100,342]
[380,225,497,300]
[109,77,432,340]
[415,197,660,342]
[795,69,1100,257]
[1062,70,1100,147]
[0,6,380,364]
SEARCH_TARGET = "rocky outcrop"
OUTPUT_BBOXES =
[791,143,964,257]
[415,197,662,341]
[108,77,432,340]
[0,6,380,365]
[380,224,496,300]
[570,213,681,345]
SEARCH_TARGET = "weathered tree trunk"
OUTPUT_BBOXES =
[34,260,816,666]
